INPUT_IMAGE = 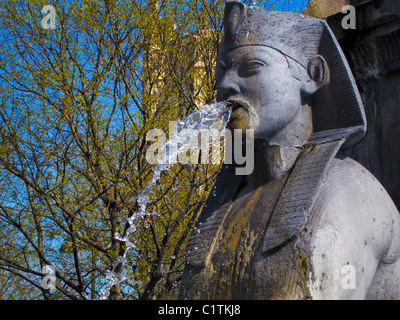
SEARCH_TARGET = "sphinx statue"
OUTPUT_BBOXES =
[178,1,400,299]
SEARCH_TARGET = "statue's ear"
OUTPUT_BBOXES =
[301,55,330,96]
[224,1,246,42]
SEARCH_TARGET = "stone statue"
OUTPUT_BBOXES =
[178,1,400,299]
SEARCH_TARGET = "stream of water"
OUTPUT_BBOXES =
[100,102,231,299]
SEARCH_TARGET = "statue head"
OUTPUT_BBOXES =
[217,1,366,149]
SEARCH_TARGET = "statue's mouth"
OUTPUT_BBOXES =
[227,100,249,113]
[225,100,251,130]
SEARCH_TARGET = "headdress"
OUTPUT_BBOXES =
[219,1,366,148]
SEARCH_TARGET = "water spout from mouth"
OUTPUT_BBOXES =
[100,101,231,299]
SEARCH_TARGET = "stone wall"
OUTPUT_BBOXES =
[307,0,400,209]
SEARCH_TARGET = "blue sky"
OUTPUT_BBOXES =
[253,0,309,12]
[286,0,309,12]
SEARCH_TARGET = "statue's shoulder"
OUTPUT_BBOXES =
[315,154,398,215]
[323,155,392,198]
[310,154,400,264]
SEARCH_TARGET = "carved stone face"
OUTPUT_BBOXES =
[216,46,307,140]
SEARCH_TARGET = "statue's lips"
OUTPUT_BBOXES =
[226,100,250,129]
[227,100,249,114]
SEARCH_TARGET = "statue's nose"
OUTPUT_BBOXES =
[217,72,241,101]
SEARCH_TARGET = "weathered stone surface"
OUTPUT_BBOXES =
[303,0,373,18]
[262,134,345,253]
[184,164,244,269]
[303,0,352,18]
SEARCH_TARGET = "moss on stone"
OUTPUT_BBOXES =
[297,249,312,300]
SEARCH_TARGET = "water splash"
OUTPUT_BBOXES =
[100,102,231,299]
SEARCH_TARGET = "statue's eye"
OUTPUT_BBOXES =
[246,60,266,72]
[238,60,267,77]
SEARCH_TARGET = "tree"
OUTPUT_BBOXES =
[0,0,222,300]
[0,0,295,300]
